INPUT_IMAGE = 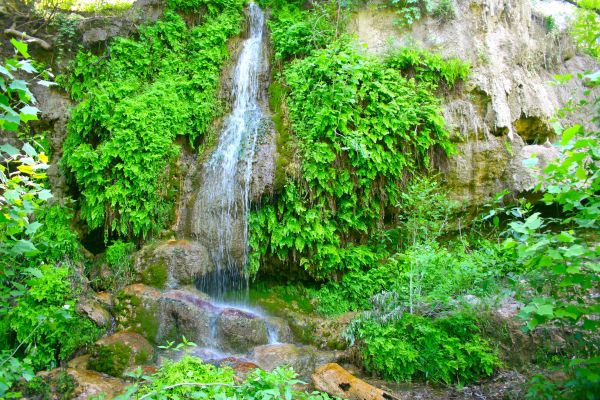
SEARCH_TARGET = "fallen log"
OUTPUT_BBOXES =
[4,27,52,50]
[312,363,400,400]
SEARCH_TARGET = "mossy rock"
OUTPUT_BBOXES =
[114,284,161,343]
[21,371,76,400]
[88,331,154,377]
[141,260,168,289]
[88,342,132,377]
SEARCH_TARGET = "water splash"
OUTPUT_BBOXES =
[193,3,267,298]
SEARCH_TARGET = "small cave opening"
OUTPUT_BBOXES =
[81,227,107,255]
[514,115,555,145]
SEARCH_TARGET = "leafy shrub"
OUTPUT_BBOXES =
[249,42,466,279]
[119,356,333,399]
[389,0,434,27]
[7,266,101,370]
[62,2,245,239]
[268,2,337,60]
[348,312,501,384]
[433,0,456,21]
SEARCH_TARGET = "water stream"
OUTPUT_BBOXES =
[193,3,267,298]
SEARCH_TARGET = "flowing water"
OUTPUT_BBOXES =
[192,3,267,298]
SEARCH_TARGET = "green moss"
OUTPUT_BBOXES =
[141,260,168,289]
[268,81,294,192]
[88,342,132,377]
[114,291,160,343]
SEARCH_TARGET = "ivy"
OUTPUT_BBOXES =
[62,2,245,239]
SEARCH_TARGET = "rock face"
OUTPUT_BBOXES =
[250,343,342,380]
[312,363,399,400]
[77,298,112,328]
[217,308,270,353]
[65,369,126,400]
[88,332,154,377]
[350,0,597,205]
[135,240,214,288]
[114,284,162,341]
[157,289,218,346]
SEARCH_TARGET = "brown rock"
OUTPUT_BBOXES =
[312,363,399,400]
[68,368,126,400]
[96,331,154,362]
[68,354,90,370]
[77,298,112,328]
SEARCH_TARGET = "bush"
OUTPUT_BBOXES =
[8,266,101,370]
[348,312,501,384]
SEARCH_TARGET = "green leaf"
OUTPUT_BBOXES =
[38,189,53,201]
[10,38,30,58]
[20,105,40,122]
[560,124,582,145]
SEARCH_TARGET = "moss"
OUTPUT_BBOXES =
[114,290,160,343]
[268,81,294,192]
[135,348,150,365]
[141,260,169,289]
[88,342,132,377]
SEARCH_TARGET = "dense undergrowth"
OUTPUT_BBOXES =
[61,0,245,239]
[1,0,599,398]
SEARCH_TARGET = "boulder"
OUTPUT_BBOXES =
[36,368,126,400]
[312,363,399,400]
[156,289,219,347]
[114,284,161,342]
[88,332,154,377]
[266,316,294,343]
[135,240,214,288]
[250,344,342,381]
[216,308,269,353]
[77,298,111,328]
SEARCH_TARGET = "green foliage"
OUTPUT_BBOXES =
[62,2,245,238]
[432,0,456,21]
[347,312,501,384]
[22,370,76,400]
[114,356,334,399]
[268,2,338,60]
[385,47,470,89]
[7,265,101,371]
[250,42,465,279]
[500,71,599,398]
[88,342,132,377]
[570,0,600,61]
[389,0,434,27]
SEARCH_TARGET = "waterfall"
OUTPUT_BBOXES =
[193,3,267,298]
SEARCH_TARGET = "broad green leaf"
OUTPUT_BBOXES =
[10,38,30,58]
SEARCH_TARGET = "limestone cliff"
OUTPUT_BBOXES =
[350,0,597,205]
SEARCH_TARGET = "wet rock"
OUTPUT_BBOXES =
[37,368,126,400]
[250,343,342,381]
[135,240,214,288]
[157,290,219,347]
[217,308,269,353]
[95,291,113,309]
[77,298,112,328]
[266,316,294,343]
[88,332,154,377]
[215,357,260,380]
[312,363,399,400]
[68,355,90,370]
[114,284,161,342]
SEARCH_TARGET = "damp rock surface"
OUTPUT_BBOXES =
[217,307,270,352]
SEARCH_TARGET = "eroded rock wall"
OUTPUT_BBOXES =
[350,0,597,205]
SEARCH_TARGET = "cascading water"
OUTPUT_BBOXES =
[193,3,267,298]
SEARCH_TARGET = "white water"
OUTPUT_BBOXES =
[194,3,267,298]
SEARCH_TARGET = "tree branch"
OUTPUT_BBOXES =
[4,25,52,50]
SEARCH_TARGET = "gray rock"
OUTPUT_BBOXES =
[77,298,112,328]
[249,343,343,381]
[135,240,215,288]
[157,290,220,347]
[217,308,269,353]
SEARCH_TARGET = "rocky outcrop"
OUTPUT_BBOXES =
[312,363,399,400]
[134,240,215,289]
[114,284,161,341]
[77,298,112,328]
[250,343,343,380]
[350,0,597,205]
[217,308,270,353]
[88,331,154,377]
[157,289,217,346]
